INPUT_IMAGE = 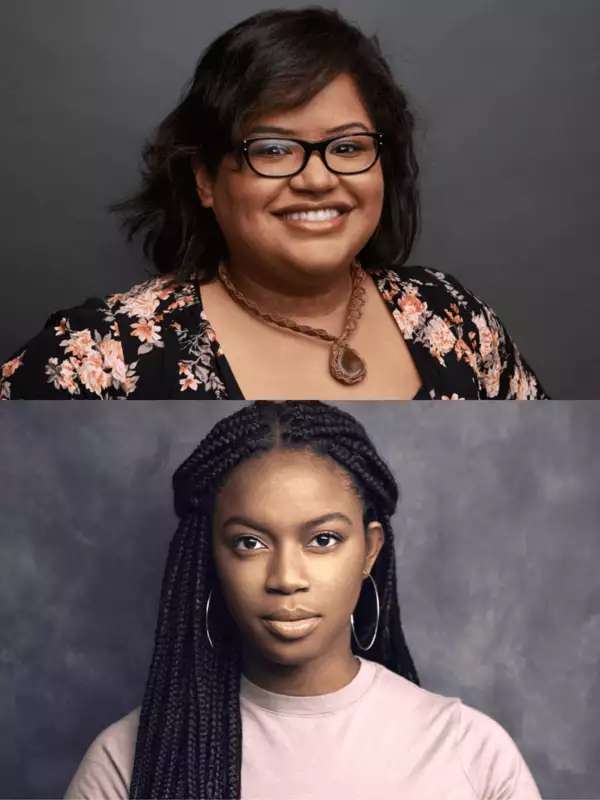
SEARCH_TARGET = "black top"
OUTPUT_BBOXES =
[0,266,548,400]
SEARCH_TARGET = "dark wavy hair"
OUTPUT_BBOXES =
[129,400,418,798]
[110,6,421,282]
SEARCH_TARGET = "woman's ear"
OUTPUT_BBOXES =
[191,158,215,208]
[363,521,384,575]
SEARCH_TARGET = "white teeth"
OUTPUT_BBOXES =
[284,208,342,222]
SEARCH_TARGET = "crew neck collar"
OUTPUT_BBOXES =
[239,656,378,716]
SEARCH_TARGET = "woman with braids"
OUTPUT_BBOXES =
[65,401,540,799]
[2,7,546,400]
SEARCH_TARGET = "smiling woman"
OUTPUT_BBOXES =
[64,401,541,799]
[0,7,547,399]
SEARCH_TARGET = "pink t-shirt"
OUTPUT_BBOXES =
[65,656,541,799]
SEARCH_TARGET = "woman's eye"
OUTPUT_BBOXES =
[309,532,341,549]
[263,146,286,156]
[233,536,266,551]
[252,142,292,157]
[331,141,363,156]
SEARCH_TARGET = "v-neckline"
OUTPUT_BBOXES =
[192,268,432,400]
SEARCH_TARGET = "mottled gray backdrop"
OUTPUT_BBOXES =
[0,402,599,798]
[1,1,599,397]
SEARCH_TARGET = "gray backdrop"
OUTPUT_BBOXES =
[1,0,599,398]
[0,402,599,798]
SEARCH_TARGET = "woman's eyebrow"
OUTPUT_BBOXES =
[245,121,369,137]
[221,511,353,532]
[302,512,353,528]
[222,515,268,532]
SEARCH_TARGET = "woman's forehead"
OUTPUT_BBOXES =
[214,458,363,533]
[241,74,373,138]
[216,449,360,506]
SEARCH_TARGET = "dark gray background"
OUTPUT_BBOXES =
[1,401,599,798]
[1,1,599,398]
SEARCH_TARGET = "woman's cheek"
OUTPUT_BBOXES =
[318,570,361,618]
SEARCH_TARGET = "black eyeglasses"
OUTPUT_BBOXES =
[240,132,384,178]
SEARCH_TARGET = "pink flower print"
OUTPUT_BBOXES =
[45,357,81,395]
[179,364,199,392]
[444,303,463,327]
[180,375,199,392]
[509,364,540,399]
[394,288,428,339]
[131,319,163,355]
[77,351,112,396]
[54,318,70,337]
[471,313,499,362]
[483,358,501,397]
[120,362,140,396]
[97,336,128,386]
[178,362,200,392]
[165,294,194,313]
[156,282,176,301]
[454,338,477,371]
[60,329,95,360]
[422,316,456,364]
[118,288,161,319]
[2,353,24,379]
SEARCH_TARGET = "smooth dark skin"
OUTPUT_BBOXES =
[211,449,384,696]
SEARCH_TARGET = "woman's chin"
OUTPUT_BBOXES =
[261,647,318,668]
[256,637,324,667]
[274,248,357,278]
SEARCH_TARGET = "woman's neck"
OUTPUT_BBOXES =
[223,256,355,321]
[241,646,360,696]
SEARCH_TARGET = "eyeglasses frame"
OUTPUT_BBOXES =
[240,131,384,178]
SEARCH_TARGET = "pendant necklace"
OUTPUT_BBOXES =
[217,260,368,385]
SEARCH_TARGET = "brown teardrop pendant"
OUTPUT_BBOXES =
[329,341,367,385]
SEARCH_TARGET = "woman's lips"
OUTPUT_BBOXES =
[261,616,322,640]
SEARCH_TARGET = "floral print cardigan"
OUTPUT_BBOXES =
[0,266,547,400]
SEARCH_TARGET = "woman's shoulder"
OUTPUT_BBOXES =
[370,662,508,740]
[369,264,548,399]
[370,664,540,797]
[455,702,541,797]
[370,263,499,316]
[103,272,200,321]
[0,290,130,399]
[44,271,202,342]
[84,705,141,756]
[369,263,509,355]
[64,707,140,799]
[1,274,206,399]
[369,659,460,718]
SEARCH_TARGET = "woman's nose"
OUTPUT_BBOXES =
[290,151,338,190]
[264,547,310,594]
